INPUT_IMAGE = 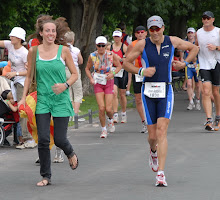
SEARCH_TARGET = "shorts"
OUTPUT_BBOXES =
[132,74,142,94]
[142,83,174,125]
[66,68,83,103]
[94,79,114,94]
[186,67,199,82]
[198,62,220,86]
[114,70,128,89]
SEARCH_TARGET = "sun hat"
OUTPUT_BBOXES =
[147,16,164,29]
[95,36,107,44]
[9,27,26,41]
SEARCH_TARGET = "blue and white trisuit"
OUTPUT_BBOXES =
[141,36,174,125]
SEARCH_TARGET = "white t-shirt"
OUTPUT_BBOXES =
[4,40,28,83]
[68,43,80,68]
[197,27,220,70]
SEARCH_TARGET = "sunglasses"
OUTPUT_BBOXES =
[97,44,106,48]
[149,27,161,32]
[202,16,211,20]
[136,30,145,34]
[187,31,194,34]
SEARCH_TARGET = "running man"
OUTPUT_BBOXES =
[126,25,148,133]
[183,27,201,110]
[123,15,199,186]
[196,11,220,131]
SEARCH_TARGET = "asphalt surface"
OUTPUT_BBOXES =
[1,91,220,200]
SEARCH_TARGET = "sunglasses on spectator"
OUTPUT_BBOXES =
[202,16,211,20]
[187,31,194,34]
[97,44,106,47]
[136,30,145,34]
[149,27,161,32]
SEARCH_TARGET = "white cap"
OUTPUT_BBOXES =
[112,30,122,37]
[147,16,164,29]
[95,36,107,44]
[9,27,26,41]
[187,27,196,33]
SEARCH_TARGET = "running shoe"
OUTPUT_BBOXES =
[155,173,168,187]
[24,140,37,148]
[53,147,64,163]
[113,113,119,123]
[149,149,159,172]
[100,130,108,138]
[213,119,220,131]
[195,100,201,111]
[141,121,148,133]
[16,142,26,149]
[187,102,195,110]
[204,120,214,131]
[121,114,127,123]
[108,121,115,133]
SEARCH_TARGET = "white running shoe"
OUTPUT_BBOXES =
[149,149,159,172]
[141,121,148,133]
[121,114,127,123]
[53,147,64,163]
[100,130,108,138]
[113,113,119,123]
[187,102,195,110]
[108,121,115,133]
[155,173,168,187]
[24,140,37,148]
[195,100,201,110]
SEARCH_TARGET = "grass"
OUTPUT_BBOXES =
[68,91,135,126]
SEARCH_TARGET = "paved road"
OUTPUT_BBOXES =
[1,91,220,200]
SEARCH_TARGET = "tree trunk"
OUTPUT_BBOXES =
[62,0,104,95]
[169,16,188,39]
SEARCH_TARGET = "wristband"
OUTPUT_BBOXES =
[138,67,143,76]
[112,71,116,76]
[64,82,70,89]
[183,60,189,66]
[216,46,218,50]
[141,68,144,77]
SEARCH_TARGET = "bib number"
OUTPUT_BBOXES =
[93,73,107,85]
[135,74,144,82]
[144,82,166,98]
[112,67,124,78]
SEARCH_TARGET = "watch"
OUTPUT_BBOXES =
[16,72,19,76]
[216,46,218,50]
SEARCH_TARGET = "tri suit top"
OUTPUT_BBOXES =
[141,36,174,125]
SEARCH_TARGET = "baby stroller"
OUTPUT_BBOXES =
[0,96,18,146]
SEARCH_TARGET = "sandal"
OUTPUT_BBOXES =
[68,152,79,170]
[36,178,51,187]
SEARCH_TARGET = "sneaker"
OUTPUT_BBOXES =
[113,113,119,123]
[108,121,115,133]
[141,121,148,133]
[195,100,201,111]
[53,147,64,163]
[121,114,127,123]
[204,120,214,131]
[16,142,26,149]
[213,119,220,131]
[35,157,40,164]
[187,102,195,110]
[149,149,159,172]
[100,130,108,138]
[155,173,168,187]
[24,140,37,148]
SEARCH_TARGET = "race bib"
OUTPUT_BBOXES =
[135,74,144,82]
[93,73,107,85]
[112,67,124,78]
[144,82,166,98]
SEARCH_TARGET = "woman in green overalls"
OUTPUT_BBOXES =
[19,16,78,186]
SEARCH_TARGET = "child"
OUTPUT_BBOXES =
[1,90,23,147]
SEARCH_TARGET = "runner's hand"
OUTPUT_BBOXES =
[172,60,185,71]
[52,83,66,94]
[143,67,156,77]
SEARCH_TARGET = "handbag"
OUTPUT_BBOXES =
[29,46,38,93]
